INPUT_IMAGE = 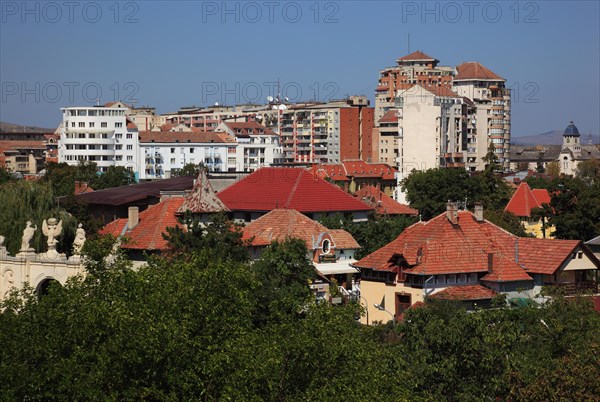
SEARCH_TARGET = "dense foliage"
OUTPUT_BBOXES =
[1,233,598,400]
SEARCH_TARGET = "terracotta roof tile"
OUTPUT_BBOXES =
[178,170,229,214]
[139,131,236,144]
[223,121,276,136]
[397,50,437,62]
[217,167,372,213]
[454,62,504,81]
[505,182,550,217]
[429,285,497,301]
[100,198,186,251]
[355,185,418,216]
[241,209,360,249]
[354,211,583,278]
[378,110,399,124]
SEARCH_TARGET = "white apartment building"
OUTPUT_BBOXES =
[58,106,141,177]
[216,121,284,171]
[138,131,237,179]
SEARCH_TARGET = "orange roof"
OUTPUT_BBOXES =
[342,160,397,180]
[139,131,236,144]
[378,110,399,124]
[100,198,186,251]
[354,210,583,279]
[429,285,497,301]
[74,181,94,195]
[454,62,504,81]
[222,121,276,136]
[505,182,551,217]
[397,50,436,62]
[355,185,418,216]
[418,83,460,98]
[241,209,360,249]
[313,164,351,182]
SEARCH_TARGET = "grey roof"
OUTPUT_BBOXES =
[564,122,580,137]
[511,144,600,162]
[585,235,600,246]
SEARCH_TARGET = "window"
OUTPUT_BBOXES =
[447,275,456,284]
[101,122,107,128]
[115,155,123,161]
[127,156,133,161]
[127,166,133,172]
[170,158,176,164]
[322,239,331,254]
[171,148,175,153]
[126,133,132,139]
[71,122,75,127]
[126,145,133,150]
[115,122,123,128]
[78,122,85,128]
[190,148,194,153]
[115,145,122,150]
[115,133,122,139]
[89,122,95,128]
[578,252,583,259]
[89,133,95,139]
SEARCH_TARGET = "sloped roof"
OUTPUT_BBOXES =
[342,160,397,179]
[586,235,600,246]
[378,110,399,124]
[429,285,497,301]
[217,167,373,213]
[139,131,236,144]
[313,164,351,182]
[222,121,276,136]
[241,209,360,249]
[355,185,418,216]
[417,83,460,98]
[505,182,550,217]
[397,50,437,63]
[178,170,229,214]
[100,197,186,251]
[354,210,585,278]
[454,62,504,81]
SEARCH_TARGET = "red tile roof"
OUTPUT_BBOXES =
[355,185,418,216]
[397,50,437,62]
[354,210,583,279]
[100,198,186,251]
[74,181,94,195]
[217,167,373,213]
[242,209,360,249]
[454,62,504,81]
[222,121,276,136]
[139,131,236,144]
[505,182,551,217]
[429,285,497,301]
[418,83,460,98]
[378,110,399,124]
[313,165,351,182]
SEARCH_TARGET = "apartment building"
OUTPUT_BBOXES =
[216,121,284,172]
[58,106,141,176]
[374,52,511,200]
[138,131,237,180]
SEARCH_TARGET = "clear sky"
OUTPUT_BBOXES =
[1,0,598,137]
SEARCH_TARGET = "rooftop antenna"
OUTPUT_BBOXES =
[96,99,100,106]
[408,33,410,54]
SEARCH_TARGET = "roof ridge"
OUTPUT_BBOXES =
[285,170,304,208]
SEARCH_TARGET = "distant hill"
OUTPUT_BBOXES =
[512,130,599,145]
[0,121,55,133]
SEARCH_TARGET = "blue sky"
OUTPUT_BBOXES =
[1,1,598,137]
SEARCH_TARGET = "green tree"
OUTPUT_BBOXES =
[90,165,136,190]
[172,162,205,177]
[575,158,600,186]
[0,166,16,184]
[483,209,529,237]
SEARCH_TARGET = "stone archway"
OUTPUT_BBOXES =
[35,278,61,298]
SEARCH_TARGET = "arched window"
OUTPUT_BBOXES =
[322,239,331,254]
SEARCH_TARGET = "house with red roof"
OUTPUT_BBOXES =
[312,160,398,196]
[354,185,418,216]
[505,182,554,238]
[353,203,600,324]
[242,209,361,299]
[217,167,373,223]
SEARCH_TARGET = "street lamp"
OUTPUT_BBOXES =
[374,303,396,326]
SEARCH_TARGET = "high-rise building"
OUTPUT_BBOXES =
[373,51,511,200]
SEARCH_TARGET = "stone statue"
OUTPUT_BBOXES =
[72,223,86,255]
[20,221,37,251]
[2,269,15,298]
[42,218,63,249]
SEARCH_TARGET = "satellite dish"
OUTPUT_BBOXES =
[255,115,263,120]
[272,105,278,110]
[278,104,287,110]
[215,102,219,106]
[267,96,274,102]
[285,97,289,102]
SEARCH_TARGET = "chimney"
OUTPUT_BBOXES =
[446,202,458,224]
[474,203,484,222]
[128,206,139,229]
[487,253,494,273]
